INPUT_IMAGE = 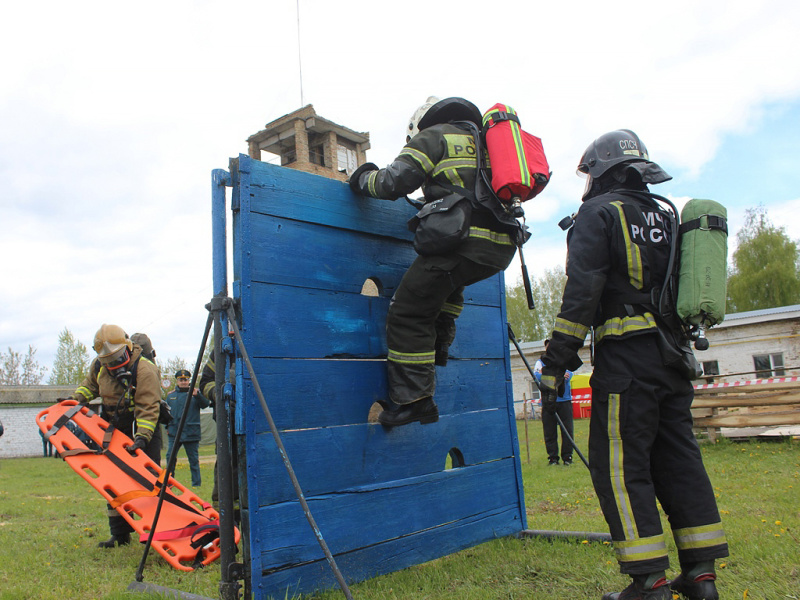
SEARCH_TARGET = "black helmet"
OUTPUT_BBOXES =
[577,129,670,184]
[416,97,482,134]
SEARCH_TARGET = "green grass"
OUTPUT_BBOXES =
[1,424,798,599]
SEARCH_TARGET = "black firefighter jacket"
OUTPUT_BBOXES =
[544,187,673,375]
[352,122,518,271]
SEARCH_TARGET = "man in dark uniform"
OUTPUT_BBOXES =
[166,369,210,486]
[349,97,522,427]
[538,130,728,600]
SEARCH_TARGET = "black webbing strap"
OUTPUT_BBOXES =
[101,449,205,517]
[189,522,221,549]
[679,214,728,235]
[482,110,520,132]
[44,404,85,442]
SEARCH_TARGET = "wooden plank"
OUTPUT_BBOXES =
[693,409,800,428]
[692,394,800,408]
[242,284,506,359]
[237,154,418,241]
[245,212,413,294]
[245,410,517,505]
[253,506,522,599]
[249,458,523,567]
[695,381,800,394]
[242,213,504,307]
[238,357,510,431]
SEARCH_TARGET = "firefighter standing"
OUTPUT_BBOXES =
[539,131,728,600]
[349,97,521,427]
[533,339,574,466]
[72,324,163,548]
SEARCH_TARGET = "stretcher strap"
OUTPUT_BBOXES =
[190,522,221,549]
[103,450,205,517]
[138,520,220,545]
[108,470,168,508]
[44,404,85,441]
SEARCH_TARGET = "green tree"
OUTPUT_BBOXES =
[506,265,567,342]
[48,328,90,385]
[0,346,47,385]
[727,206,800,312]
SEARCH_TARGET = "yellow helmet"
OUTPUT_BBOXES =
[93,324,133,368]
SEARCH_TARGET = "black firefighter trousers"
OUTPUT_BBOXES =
[104,413,162,537]
[588,334,729,575]
[386,253,499,405]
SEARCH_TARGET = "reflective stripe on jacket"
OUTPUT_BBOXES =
[544,188,672,372]
[72,345,161,442]
[354,122,517,270]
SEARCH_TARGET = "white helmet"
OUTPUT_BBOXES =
[406,96,440,143]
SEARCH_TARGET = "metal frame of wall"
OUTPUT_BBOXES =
[214,154,526,599]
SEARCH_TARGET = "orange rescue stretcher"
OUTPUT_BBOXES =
[36,399,239,571]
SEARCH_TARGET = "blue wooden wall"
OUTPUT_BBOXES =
[227,154,526,599]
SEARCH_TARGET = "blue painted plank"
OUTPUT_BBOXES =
[250,458,523,568]
[245,213,413,295]
[234,154,418,241]
[242,212,506,305]
[253,505,522,600]
[242,284,506,359]
[245,410,517,505]
[237,357,510,431]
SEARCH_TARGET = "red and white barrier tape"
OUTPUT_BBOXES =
[694,376,800,390]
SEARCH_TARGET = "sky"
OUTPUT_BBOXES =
[1,0,799,374]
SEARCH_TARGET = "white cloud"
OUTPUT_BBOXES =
[2,0,800,370]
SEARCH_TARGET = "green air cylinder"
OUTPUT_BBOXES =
[676,199,728,327]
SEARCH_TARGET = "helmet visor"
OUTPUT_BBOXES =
[101,347,131,371]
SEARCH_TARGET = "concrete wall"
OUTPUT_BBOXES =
[0,405,54,458]
[0,386,73,458]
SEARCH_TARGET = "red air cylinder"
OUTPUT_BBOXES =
[482,103,550,202]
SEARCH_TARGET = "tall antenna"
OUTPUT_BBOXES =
[296,0,304,106]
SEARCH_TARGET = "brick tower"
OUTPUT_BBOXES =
[247,105,370,181]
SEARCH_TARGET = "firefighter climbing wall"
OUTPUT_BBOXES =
[226,154,526,599]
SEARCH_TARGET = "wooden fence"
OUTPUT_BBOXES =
[692,377,800,440]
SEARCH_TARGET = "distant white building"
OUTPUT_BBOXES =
[509,304,800,416]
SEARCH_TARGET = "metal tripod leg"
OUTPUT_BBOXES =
[508,324,589,469]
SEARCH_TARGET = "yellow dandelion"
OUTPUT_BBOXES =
[581,540,589,544]
[719,563,726,569]
[775,520,782,525]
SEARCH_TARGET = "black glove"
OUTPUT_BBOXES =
[126,435,148,456]
[64,396,89,407]
[540,365,565,415]
[348,162,379,195]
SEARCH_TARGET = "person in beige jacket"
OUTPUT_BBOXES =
[72,323,163,548]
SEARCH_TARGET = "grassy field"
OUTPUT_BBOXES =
[1,420,798,600]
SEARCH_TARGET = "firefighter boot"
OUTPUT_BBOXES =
[670,561,719,600]
[98,533,131,548]
[378,397,439,427]
[99,513,132,548]
[602,572,671,600]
